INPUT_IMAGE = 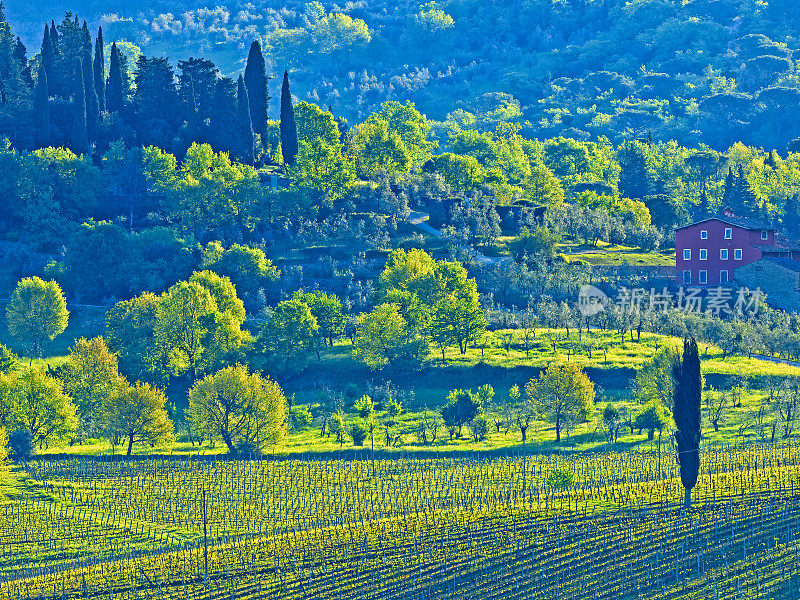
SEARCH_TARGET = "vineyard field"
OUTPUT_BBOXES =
[2,444,800,599]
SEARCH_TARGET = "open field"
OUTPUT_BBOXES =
[2,442,800,599]
[558,242,676,267]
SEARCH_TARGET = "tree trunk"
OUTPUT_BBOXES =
[555,421,561,443]
[684,487,691,509]
[127,433,134,457]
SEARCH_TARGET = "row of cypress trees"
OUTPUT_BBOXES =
[27,12,299,165]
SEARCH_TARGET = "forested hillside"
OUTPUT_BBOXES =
[5,0,800,150]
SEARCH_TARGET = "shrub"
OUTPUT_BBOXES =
[546,468,575,490]
[470,413,489,441]
[8,429,33,462]
[292,406,313,430]
[350,420,368,446]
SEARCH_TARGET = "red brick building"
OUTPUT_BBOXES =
[675,210,796,286]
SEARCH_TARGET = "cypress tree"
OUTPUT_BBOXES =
[14,37,32,87]
[279,70,298,165]
[94,26,105,113]
[721,167,734,211]
[41,25,55,81]
[237,74,254,164]
[785,194,800,239]
[106,42,126,114]
[33,62,50,148]
[71,61,89,155]
[697,188,709,219]
[81,26,99,144]
[673,338,701,509]
[243,40,269,137]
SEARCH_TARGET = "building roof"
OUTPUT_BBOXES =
[764,257,800,272]
[675,215,775,232]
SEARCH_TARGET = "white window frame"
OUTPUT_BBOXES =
[724,228,732,239]
[683,249,691,260]
[762,230,768,240]
[720,249,728,260]
[734,249,742,260]
[720,270,728,284]
[699,270,707,284]
[699,249,708,260]
[700,230,708,239]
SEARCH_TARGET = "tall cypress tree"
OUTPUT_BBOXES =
[785,194,800,239]
[106,42,126,114]
[279,70,298,165]
[14,37,32,87]
[71,61,89,154]
[243,40,269,137]
[93,26,105,113]
[81,23,99,145]
[237,74,254,164]
[673,338,701,509]
[40,25,55,81]
[33,61,50,148]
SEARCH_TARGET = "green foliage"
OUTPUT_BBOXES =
[6,277,69,357]
[635,401,672,440]
[187,365,285,454]
[354,395,374,419]
[7,429,32,462]
[349,419,368,446]
[256,298,319,374]
[525,363,594,443]
[441,388,481,438]
[349,119,411,178]
[0,345,17,374]
[61,337,124,421]
[470,413,488,442]
[546,468,575,490]
[353,303,427,371]
[101,381,175,455]
[0,366,77,447]
[201,242,280,299]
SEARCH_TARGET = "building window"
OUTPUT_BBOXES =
[734,249,742,260]
[720,249,728,260]
[683,249,691,260]
[699,249,707,260]
[724,228,732,239]
[683,270,691,284]
[762,231,768,240]
[699,270,707,284]
[700,230,708,239]
[720,270,728,284]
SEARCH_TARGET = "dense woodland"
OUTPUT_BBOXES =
[5,0,800,151]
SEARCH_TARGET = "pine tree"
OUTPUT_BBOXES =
[280,70,298,165]
[93,26,105,113]
[672,338,701,509]
[33,61,50,148]
[243,40,269,137]
[237,74,254,164]
[71,60,89,154]
[106,42,126,114]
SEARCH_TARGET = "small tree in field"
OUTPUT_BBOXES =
[441,389,480,438]
[187,365,285,454]
[101,382,175,456]
[525,363,594,442]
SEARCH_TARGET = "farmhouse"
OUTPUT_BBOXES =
[675,209,798,286]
